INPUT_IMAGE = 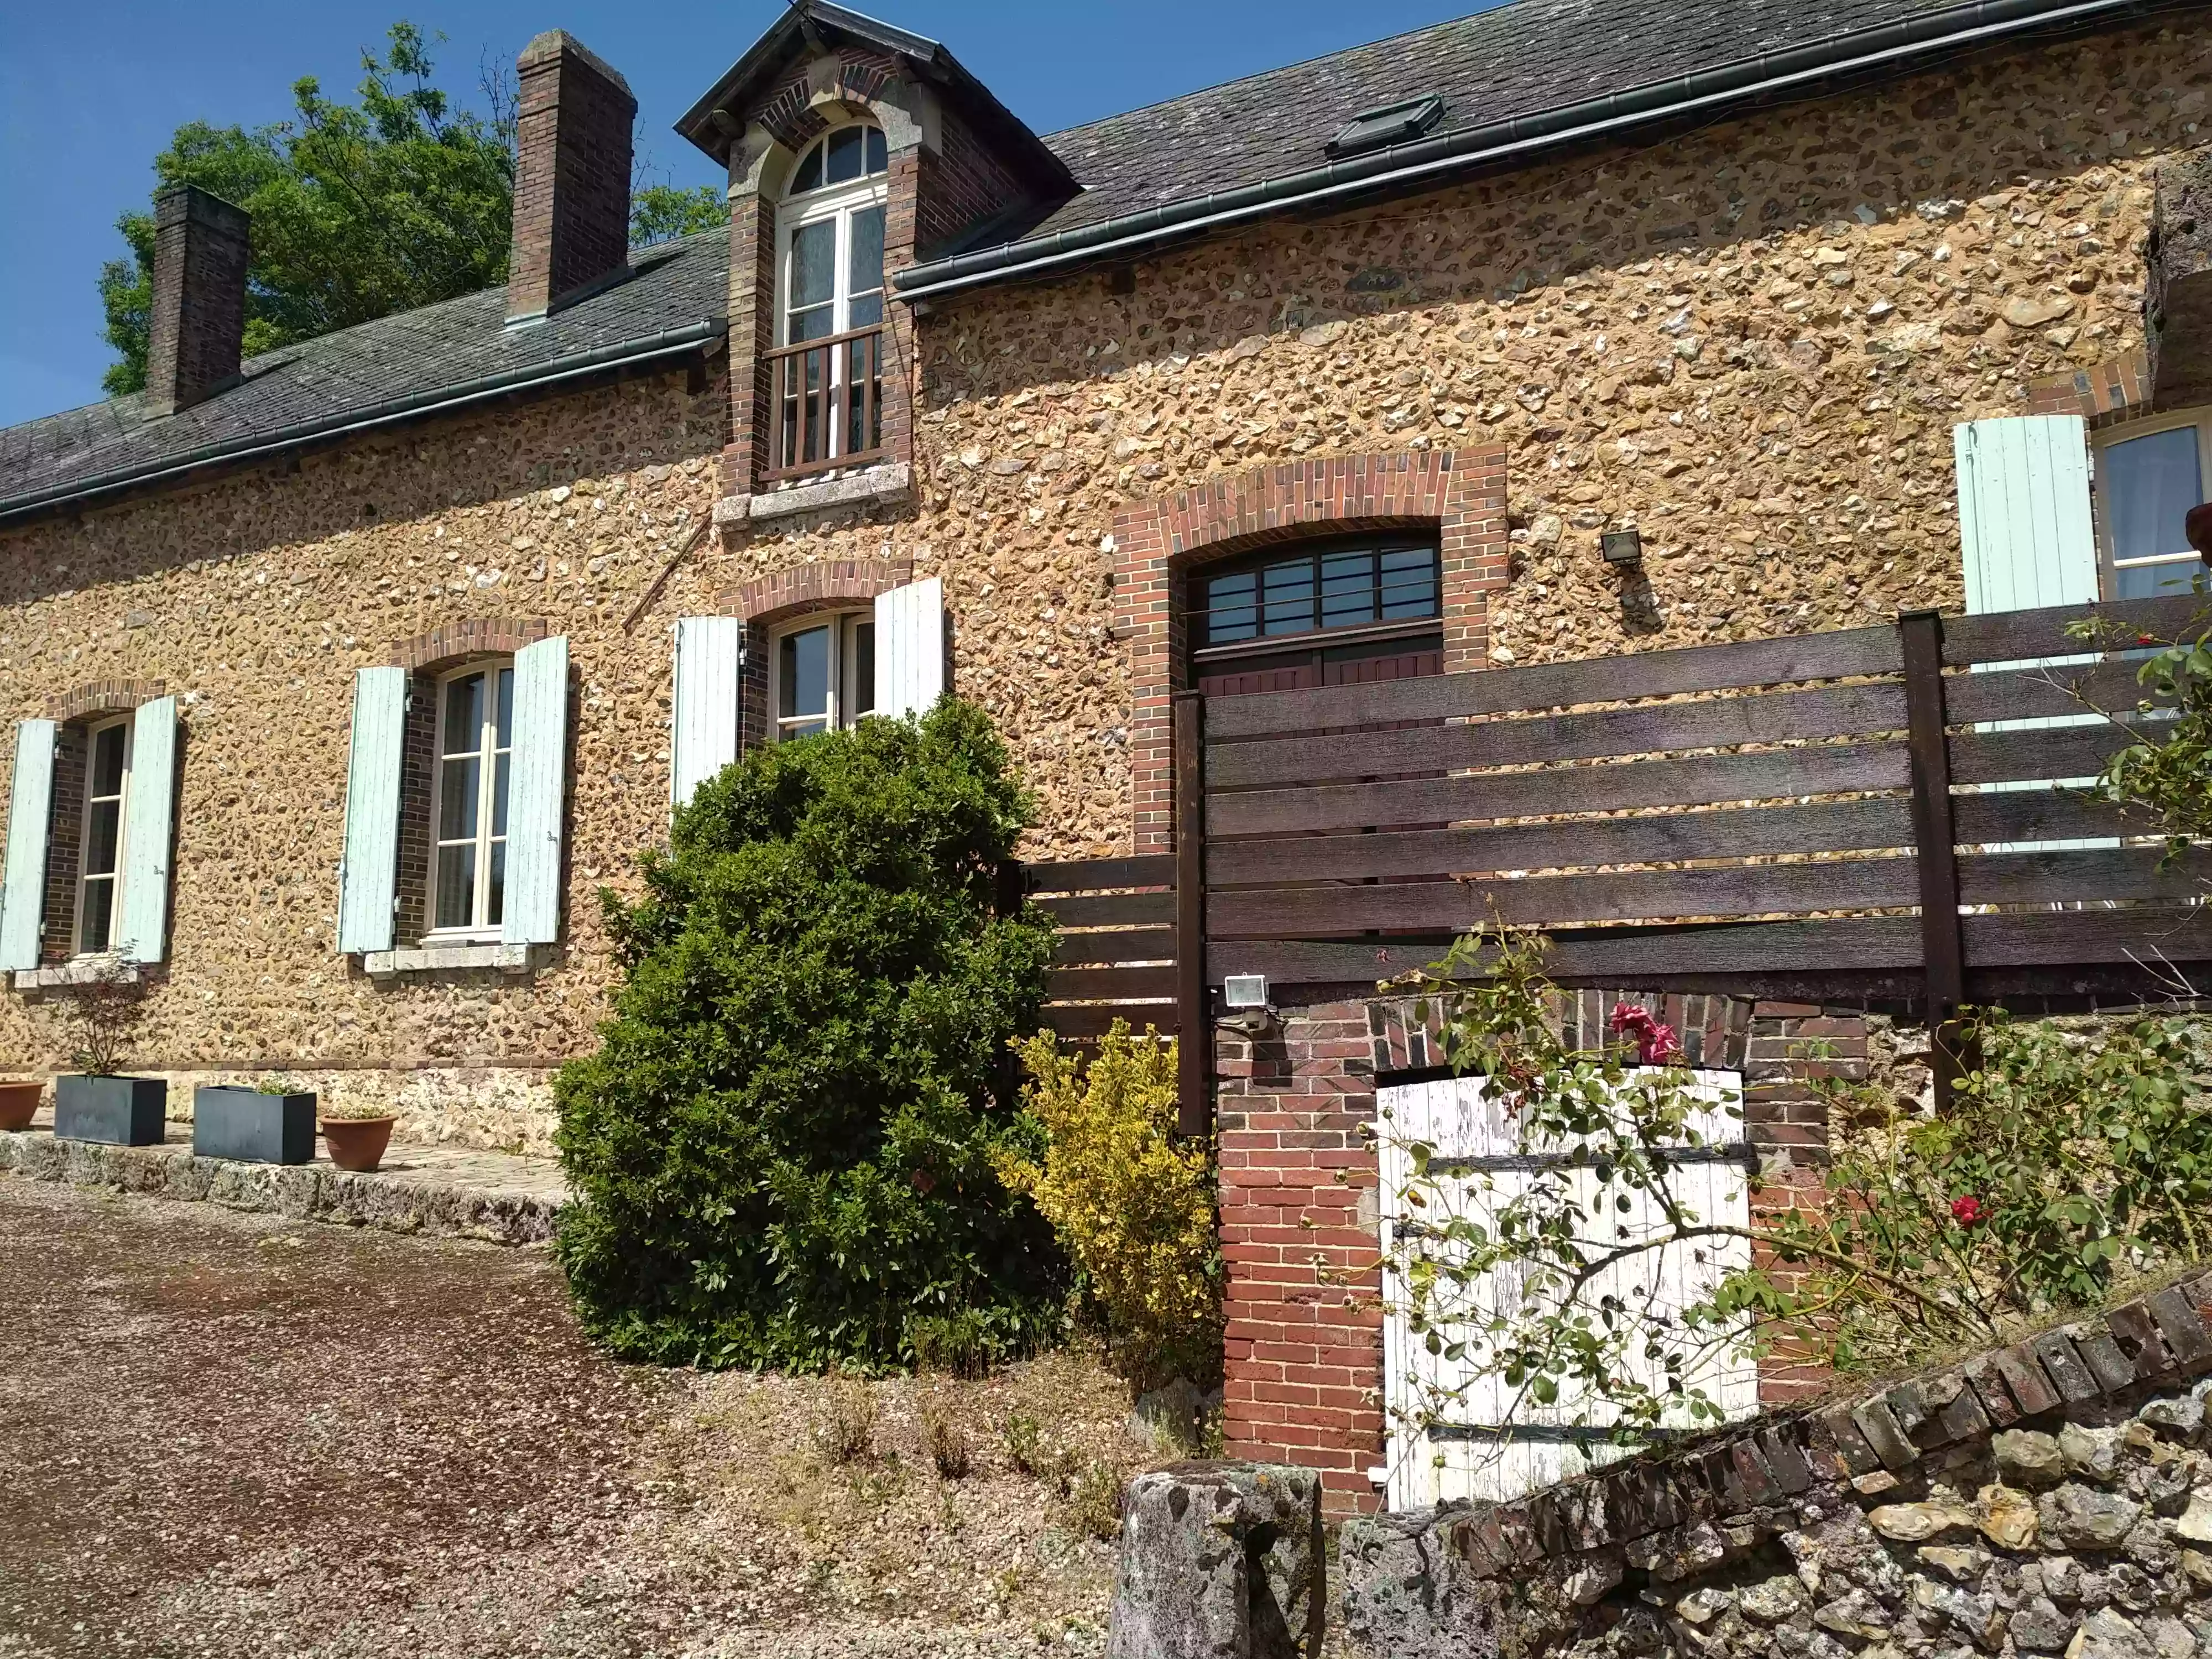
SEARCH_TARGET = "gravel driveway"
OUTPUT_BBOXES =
[0,1180,1134,1658]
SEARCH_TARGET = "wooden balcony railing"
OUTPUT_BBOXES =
[764,324,886,483]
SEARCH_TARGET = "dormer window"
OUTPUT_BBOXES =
[771,123,890,479]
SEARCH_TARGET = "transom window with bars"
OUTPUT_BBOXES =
[770,124,889,481]
[1191,539,1444,696]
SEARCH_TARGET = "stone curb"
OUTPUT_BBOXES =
[1376,1274,2212,1585]
[0,1129,562,1246]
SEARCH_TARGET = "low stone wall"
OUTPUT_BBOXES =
[1340,1276,2212,1659]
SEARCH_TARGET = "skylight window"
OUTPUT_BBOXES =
[1326,94,1446,158]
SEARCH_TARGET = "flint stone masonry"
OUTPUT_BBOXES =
[1337,1274,2212,1658]
[1108,1462,1324,1659]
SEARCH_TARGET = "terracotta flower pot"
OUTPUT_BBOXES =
[0,1080,41,1133]
[319,1115,397,1173]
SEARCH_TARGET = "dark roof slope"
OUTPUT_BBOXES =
[1034,0,1976,236]
[0,229,728,522]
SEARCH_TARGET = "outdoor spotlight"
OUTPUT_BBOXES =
[1222,974,1274,1037]
[1600,528,1644,567]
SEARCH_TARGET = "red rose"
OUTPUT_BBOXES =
[1950,1194,1984,1226]
[1611,1002,1686,1067]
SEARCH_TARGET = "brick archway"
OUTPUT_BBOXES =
[726,556,910,622]
[48,679,168,722]
[391,618,551,673]
[1110,448,1509,852]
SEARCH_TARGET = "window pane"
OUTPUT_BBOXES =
[435,845,476,931]
[1204,570,1259,643]
[1319,552,1376,628]
[81,878,112,953]
[487,842,505,929]
[2116,557,2204,599]
[495,668,514,749]
[440,757,481,839]
[1261,559,1316,635]
[848,206,885,303]
[780,626,830,719]
[85,800,122,878]
[825,126,863,185]
[91,725,127,796]
[1379,547,1441,619]
[493,753,510,837]
[790,220,836,311]
[2107,427,2204,562]
[791,143,823,194]
[442,674,484,757]
[866,127,886,175]
[851,619,877,718]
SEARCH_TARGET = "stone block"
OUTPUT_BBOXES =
[1108,1462,1323,1659]
[1338,1504,1503,1659]
[2148,155,2212,409]
[2143,1290,2212,1375]
[2034,1333,2103,1405]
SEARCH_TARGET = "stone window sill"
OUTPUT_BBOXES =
[715,461,912,526]
[13,958,144,991]
[361,943,538,977]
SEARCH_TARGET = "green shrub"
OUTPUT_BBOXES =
[998,1023,1223,1389]
[554,700,1068,1371]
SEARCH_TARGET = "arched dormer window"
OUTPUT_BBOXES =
[771,122,889,479]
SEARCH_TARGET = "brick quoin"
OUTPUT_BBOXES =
[1220,987,1857,1517]
[1112,448,1509,854]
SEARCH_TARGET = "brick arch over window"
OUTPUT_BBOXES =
[1110,449,1509,852]
[727,556,912,753]
[391,618,550,674]
[48,679,167,722]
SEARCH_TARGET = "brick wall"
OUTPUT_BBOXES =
[38,726,87,967]
[1217,985,1864,1517]
[915,105,1031,258]
[507,32,635,323]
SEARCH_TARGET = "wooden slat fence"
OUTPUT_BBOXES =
[1027,854,1180,1039]
[1199,593,2211,1011]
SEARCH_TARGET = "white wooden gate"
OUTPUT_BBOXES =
[1375,1068,1760,1512]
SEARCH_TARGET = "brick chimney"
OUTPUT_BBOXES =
[507,31,637,324]
[144,185,251,416]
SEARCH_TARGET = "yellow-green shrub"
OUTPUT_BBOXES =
[998,1023,1223,1388]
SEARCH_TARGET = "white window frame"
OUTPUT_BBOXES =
[769,612,876,741]
[73,715,132,957]
[2094,406,2212,601]
[774,123,889,470]
[426,659,514,941]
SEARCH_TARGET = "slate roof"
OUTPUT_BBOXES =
[1027,0,1975,239]
[0,229,728,520]
[0,0,2153,516]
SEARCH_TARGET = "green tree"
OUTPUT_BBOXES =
[554,701,1068,1372]
[630,184,731,247]
[99,22,515,395]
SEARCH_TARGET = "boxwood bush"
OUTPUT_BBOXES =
[554,699,1067,1371]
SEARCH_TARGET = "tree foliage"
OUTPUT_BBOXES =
[999,1024,1223,1389]
[98,22,733,396]
[100,23,516,395]
[554,701,1068,1372]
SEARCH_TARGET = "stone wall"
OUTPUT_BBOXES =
[1339,1275,2212,1659]
[0,369,728,1151]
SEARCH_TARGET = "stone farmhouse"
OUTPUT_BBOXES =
[1,0,2209,1506]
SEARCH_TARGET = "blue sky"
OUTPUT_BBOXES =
[0,0,1483,430]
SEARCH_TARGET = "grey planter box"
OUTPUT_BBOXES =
[54,1074,167,1146]
[192,1086,316,1165]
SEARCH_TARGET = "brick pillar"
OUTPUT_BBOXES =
[1215,999,1387,1520]
[507,31,635,324]
[143,185,249,416]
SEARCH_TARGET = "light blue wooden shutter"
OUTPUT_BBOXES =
[502,634,568,946]
[116,696,178,963]
[1954,415,2098,611]
[873,577,945,718]
[1953,415,2106,854]
[337,667,408,954]
[0,721,56,972]
[671,617,743,812]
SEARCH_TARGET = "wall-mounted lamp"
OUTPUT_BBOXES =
[1600,529,1644,568]
[1221,974,1274,1037]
